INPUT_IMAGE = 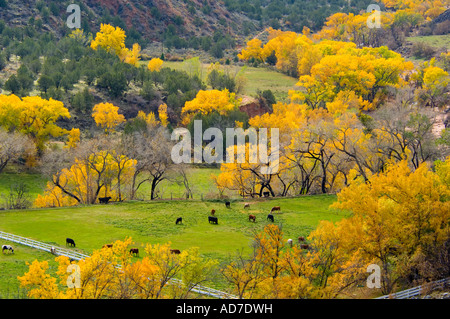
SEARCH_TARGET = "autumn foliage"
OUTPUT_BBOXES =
[0,94,72,152]
[92,102,126,134]
[91,24,141,66]
[18,238,217,299]
[181,89,241,126]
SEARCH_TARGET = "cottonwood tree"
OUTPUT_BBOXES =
[0,94,71,153]
[19,238,217,299]
[36,137,136,207]
[328,158,450,294]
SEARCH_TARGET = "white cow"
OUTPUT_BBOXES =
[287,239,293,247]
[2,245,14,254]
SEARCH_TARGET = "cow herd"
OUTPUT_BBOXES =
[1,201,309,260]
[172,201,309,250]
[64,237,140,257]
[174,201,280,227]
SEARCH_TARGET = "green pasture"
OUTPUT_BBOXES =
[0,194,348,296]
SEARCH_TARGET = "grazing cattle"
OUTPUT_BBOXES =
[300,244,309,250]
[249,214,256,222]
[50,246,57,255]
[103,244,113,249]
[287,239,293,247]
[130,248,139,256]
[66,238,76,247]
[170,249,181,254]
[244,203,250,209]
[263,191,270,197]
[176,217,183,225]
[208,216,218,224]
[298,236,305,242]
[271,206,281,212]
[225,201,231,208]
[2,245,14,254]
[211,209,215,216]
[99,196,112,204]
[267,214,274,222]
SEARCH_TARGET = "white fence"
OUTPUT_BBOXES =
[0,231,90,261]
[0,230,238,299]
[375,277,450,299]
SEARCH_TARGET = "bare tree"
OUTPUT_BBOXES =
[371,96,443,169]
[0,129,36,173]
[123,126,174,200]
[172,164,194,199]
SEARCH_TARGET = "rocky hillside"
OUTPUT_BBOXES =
[0,0,254,42]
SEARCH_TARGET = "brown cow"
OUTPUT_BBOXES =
[249,214,256,222]
[170,249,181,254]
[211,209,216,216]
[300,244,309,250]
[102,244,113,249]
[130,248,139,256]
[271,206,281,212]
[298,236,305,242]
[244,203,250,209]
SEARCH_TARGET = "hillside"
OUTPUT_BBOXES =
[0,0,376,45]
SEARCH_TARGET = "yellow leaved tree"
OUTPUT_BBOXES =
[92,102,126,134]
[35,147,136,207]
[19,238,217,299]
[147,58,164,72]
[180,89,241,126]
[0,94,72,152]
[90,23,141,66]
[158,103,169,127]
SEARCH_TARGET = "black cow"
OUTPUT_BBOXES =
[99,197,111,204]
[208,216,218,224]
[267,214,274,222]
[66,238,76,247]
[225,201,231,208]
[176,217,182,225]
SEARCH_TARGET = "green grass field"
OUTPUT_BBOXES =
[0,194,347,296]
